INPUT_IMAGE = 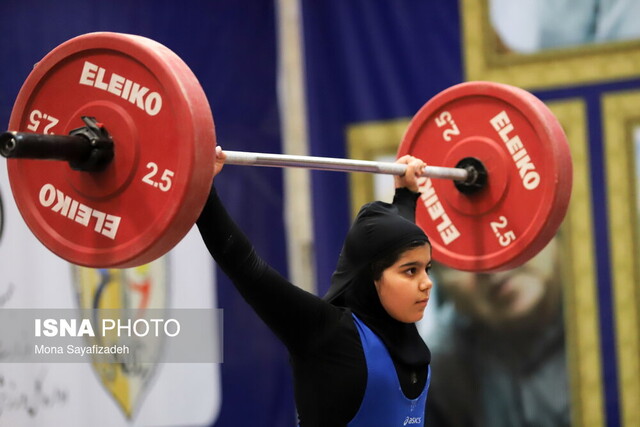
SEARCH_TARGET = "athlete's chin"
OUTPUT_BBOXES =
[411,301,428,321]
[400,309,426,324]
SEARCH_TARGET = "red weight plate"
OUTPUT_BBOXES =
[398,81,572,272]
[7,32,215,267]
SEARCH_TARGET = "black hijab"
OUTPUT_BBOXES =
[323,200,431,368]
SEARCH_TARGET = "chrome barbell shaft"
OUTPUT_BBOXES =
[223,151,469,182]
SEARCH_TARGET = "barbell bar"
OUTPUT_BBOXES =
[223,151,471,182]
[0,130,473,182]
[0,32,573,272]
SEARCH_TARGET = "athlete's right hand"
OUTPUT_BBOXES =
[213,146,227,178]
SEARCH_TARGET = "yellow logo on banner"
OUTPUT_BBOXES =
[72,258,168,419]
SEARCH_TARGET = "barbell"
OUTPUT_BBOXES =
[0,32,572,272]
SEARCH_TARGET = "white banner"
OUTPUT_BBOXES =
[0,160,220,426]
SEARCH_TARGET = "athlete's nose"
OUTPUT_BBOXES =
[418,270,432,292]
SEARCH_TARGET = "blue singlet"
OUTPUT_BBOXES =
[348,314,430,427]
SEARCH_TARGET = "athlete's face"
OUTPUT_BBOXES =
[374,244,433,323]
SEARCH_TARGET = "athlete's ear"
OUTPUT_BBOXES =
[373,278,382,294]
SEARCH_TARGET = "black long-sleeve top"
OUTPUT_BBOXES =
[196,187,427,426]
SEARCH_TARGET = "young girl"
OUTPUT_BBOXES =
[197,147,433,426]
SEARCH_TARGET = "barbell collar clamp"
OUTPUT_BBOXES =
[0,116,114,172]
[453,157,488,194]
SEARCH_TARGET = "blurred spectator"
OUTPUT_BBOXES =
[422,238,570,427]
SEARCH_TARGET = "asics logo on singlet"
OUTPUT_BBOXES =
[404,416,421,425]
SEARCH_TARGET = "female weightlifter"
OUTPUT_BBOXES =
[197,146,432,426]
